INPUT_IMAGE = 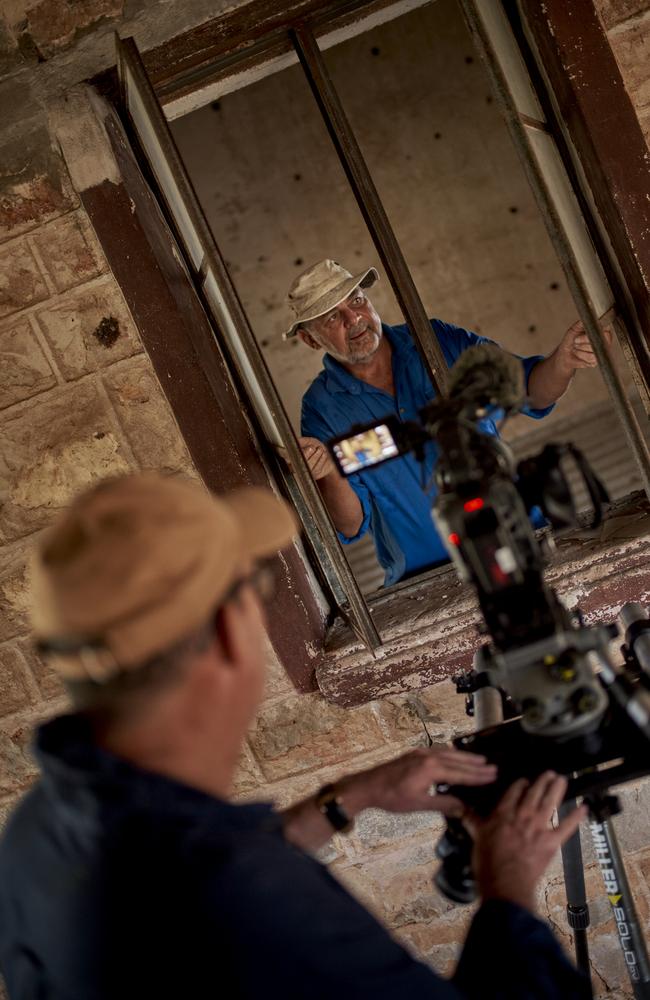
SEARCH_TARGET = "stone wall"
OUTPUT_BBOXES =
[0,127,197,804]
[1,2,650,999]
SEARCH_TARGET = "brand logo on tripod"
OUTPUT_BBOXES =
[590,822,640,981]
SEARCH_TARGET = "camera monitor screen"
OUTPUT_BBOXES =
[330,424,400,476]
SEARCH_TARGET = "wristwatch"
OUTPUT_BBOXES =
[315,783,354,833]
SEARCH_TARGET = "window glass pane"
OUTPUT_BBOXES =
[526,128,613,318]
[202,268,282,445]
[124,62,205,271]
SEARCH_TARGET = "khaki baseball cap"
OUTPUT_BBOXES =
[30,473,298,681]
[284,259,379,339]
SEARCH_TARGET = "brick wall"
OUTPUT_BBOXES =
[1,3,650,999]
[0,148,197,790]
[0,79,203,997]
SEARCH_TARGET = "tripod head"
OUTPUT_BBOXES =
[434,601,650,903]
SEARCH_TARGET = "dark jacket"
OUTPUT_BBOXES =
[0,714,589,999]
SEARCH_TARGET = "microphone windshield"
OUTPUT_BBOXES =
[447,344,525,412]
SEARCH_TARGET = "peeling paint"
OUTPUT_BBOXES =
[318,494,650,706]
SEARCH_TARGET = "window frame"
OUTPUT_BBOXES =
[113,0,650,656]
[117,33,383,651]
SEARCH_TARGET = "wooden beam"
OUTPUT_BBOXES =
[142,0,405,98]
[80,102,327,690]
[521,0,650,365]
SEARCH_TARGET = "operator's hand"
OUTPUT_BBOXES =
[469,772,587,913]
[337,747,498,818]
[282,747,497,853]
[277,437,338,480]
[556,319,612,373]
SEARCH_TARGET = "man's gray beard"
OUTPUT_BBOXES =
[327,329,382,365]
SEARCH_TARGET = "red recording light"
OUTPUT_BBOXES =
[463,497,484,512]
[448,532,460,546]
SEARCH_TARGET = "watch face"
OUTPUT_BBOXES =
[317,785,353,833]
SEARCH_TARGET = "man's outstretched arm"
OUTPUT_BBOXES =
[527,319,612,409]
[280,747,497,851]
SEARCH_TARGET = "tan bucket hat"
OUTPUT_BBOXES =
[30,472,298,680]
[284,259,379,339]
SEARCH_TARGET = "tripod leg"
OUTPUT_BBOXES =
[588,813,650,998]
[559,801,592,986]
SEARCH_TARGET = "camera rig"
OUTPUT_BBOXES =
[329,344,650,996]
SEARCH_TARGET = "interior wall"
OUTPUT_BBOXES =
[172,0,625,437]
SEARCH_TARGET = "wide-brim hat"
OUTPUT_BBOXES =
[284,259,379,339]
[30,473,298,680]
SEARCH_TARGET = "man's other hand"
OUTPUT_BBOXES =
[337,747,498,818]
[299,436,338,479]
[556,319,613,374]
[277,437,338,480]
[276,436,364,538]
[470,772,587,913]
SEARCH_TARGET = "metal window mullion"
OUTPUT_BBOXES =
[291,23,449,395]
[116,35,381,650]
[457,0,650,501]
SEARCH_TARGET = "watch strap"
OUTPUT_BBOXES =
[315,783,353,833]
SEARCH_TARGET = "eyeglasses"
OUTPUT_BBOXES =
[224,561,277,606]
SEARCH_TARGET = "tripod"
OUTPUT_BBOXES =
[437,604,650,998]
[560,795,650,998]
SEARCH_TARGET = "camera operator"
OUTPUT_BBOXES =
[285,259,609,586]
[0,473,588,999]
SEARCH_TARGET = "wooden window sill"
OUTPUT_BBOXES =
[318,492,650,706]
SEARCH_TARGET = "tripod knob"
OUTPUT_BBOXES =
[566,904,590,930]
[434,821,478,904]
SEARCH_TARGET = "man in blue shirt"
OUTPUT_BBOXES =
[286,259,604,586]
[0,472,589,999]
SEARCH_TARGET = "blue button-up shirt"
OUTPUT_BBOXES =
[301,320,552,585]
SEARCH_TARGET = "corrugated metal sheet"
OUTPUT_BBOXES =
[344,398,650,594]
[507,397,650,505]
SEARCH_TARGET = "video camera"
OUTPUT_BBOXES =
[328,343,650,891]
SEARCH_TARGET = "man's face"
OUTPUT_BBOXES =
[298,287,383,365]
